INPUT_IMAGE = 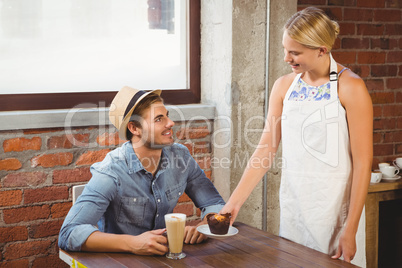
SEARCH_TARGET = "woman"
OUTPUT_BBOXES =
[220,7,372,266]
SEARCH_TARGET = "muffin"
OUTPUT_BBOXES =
[207,213,231,235]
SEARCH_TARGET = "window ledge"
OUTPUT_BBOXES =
[0,104,215,131]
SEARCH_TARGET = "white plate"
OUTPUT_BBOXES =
[381,175,401,182]
[196,224,238,239]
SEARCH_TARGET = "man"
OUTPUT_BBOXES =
[58,86,225,255]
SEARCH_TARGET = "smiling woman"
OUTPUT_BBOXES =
[0,0,200,111]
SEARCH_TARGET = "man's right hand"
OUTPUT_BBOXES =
[127,229,168,255]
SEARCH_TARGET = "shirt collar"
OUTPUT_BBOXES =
[123,141,170,175]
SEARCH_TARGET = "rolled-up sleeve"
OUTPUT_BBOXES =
[58,166,118,251]
[183,152,225,219]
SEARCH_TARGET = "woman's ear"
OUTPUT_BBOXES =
[318,46,328,57]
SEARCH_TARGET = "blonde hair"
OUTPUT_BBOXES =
[285,7,339,52]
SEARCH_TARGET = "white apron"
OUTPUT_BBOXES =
[280,54,366,267]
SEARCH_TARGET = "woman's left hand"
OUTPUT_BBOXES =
[331,230,356,262]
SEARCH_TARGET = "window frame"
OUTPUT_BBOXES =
[0,0,200,111]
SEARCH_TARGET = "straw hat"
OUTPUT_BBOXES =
[109,86,161,140]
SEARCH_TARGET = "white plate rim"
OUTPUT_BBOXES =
[196,224,238,239]
[381,175,401,181]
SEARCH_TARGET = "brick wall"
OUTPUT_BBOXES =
[298,0,402,169]
[0,120,212,267]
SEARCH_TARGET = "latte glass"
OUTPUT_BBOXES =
[165,213,186,260]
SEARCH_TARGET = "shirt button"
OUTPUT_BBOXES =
[133,198,137,202]
[156,214,159,217]
[157,199,161,203]
[178,192,181,195]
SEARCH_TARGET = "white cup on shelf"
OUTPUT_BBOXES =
[380,165,400,178]
[393,157,402,169]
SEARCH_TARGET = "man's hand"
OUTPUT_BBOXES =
[184,225,207,244]
[127,229,168,255]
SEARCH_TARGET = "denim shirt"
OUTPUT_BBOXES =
[58,142,225,251]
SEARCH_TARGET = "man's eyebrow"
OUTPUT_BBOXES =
[154,114,164,120]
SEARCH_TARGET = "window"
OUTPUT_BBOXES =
[0,0,200,111]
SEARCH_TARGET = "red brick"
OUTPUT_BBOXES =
[3,137,41,152]
[0,190,22,206]
[204,169,212,180]
[97,132,125,146]
[365,79,385,92]
[370,92,395,104]
[0,259,29,268]
[178,193,191,203]
[357,0,385,8]
[53,167,91,184]
[3,205,50,224]
[331,52,356,64]
[371,65,398,77]
[51,202,72,218]
[180,142,194,154]
[349,65,370,78]
[176,126,211,140]
[374,9,401,22]
[75,149,110,166]
[23,128,63,134]
[385,23,402,35]
[396,144,402,154]
[384,131,402,143]
[31,152,73,168]
[0,226,28,243]
[3,171,48,187]
[24,186,69,204]
[383,104,402,116]
[4,240,52,260]
[173,203,195,217]
[30,219,64,238]
[371,38,391,50]
[48,134,90,149]
[341,38,370,49]
[321,7,342,21]
[328,0,356,6]
[298,0,326,5]
[373,106,382,118]
[0,158,22,171]
[387,51,402,63]
[195,155,211,170]
[32,254,69,268]
[373,132,382,143]
[385,0,400,8]
[397,118,402,129]
[373,144,394,156]
[344,8,373,22]
[397,92,402,103]
[373,118,396,130]
[358,52,386,64]
[357,24,385,36]
[339,22,355,35]
[386,78,402,89]
[194,142,211,154]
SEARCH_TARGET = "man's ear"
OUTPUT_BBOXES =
[127,122,141,136]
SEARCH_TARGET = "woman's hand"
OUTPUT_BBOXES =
[219,202,240,225]
[331,230,356,263]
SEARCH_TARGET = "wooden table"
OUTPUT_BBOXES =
[365,179,402,268]
[60,222,357,268]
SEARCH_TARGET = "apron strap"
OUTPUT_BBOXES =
[329,53,338,101]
